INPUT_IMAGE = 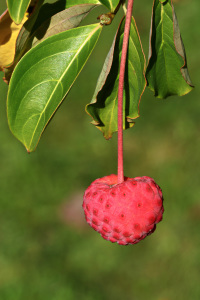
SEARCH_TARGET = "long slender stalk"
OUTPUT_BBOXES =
[117,0,134,183]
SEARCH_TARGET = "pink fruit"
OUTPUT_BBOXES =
[82,174,164,245]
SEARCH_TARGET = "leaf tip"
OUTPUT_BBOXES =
[103,132,113,140]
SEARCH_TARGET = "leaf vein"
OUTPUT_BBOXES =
[28,26,100,149]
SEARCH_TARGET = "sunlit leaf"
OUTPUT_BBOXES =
[7,24,102,152]
[4,3,97,83]
[86,16,146,139]
[98,0,120,12]
[146,0,193,98]
[0,9,28,71]
[7,0,31,24]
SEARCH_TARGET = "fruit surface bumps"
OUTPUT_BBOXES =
[82,174,164,245]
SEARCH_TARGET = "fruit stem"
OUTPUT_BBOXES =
[117,0,134,184]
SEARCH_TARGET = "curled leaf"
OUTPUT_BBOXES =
[86,16,146,139]
[146,0,193,98]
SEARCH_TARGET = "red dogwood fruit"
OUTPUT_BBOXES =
[83,174,164,245]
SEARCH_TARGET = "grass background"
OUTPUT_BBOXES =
[0,0,200,299]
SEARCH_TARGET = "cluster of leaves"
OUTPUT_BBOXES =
[0,0,193,152]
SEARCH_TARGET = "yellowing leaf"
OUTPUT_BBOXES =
[0,10,28,71]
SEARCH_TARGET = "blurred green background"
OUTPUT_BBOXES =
[0,0,200,299]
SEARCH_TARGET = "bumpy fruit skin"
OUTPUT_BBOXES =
[82,174,164,245]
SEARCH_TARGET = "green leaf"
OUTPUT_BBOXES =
[146,0,193,99]
[98,0,120,12]
[65,0,101,8]
[7,24,102,152]
[86,16,146,139]
[7,0,31,24]
[4,3,97,83]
